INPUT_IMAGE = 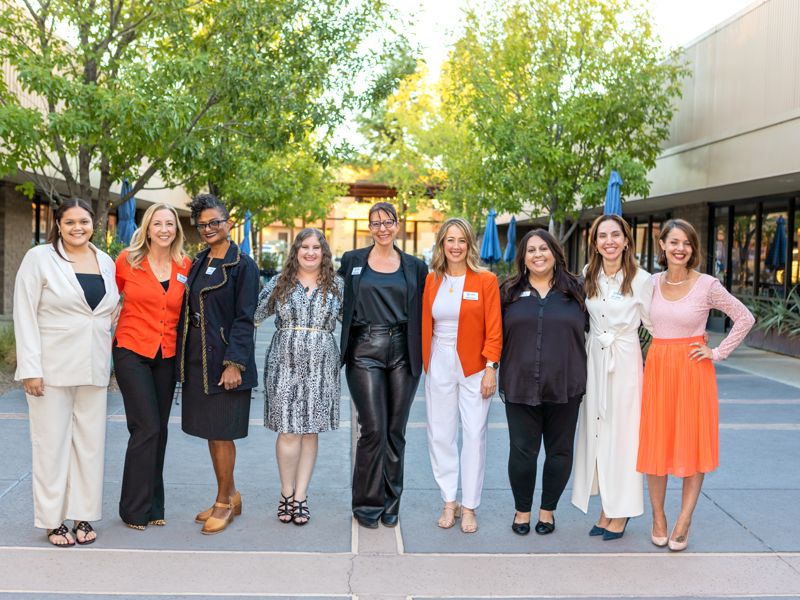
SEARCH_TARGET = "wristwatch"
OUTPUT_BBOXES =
[485,361,499,370]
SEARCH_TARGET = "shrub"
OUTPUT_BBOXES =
[743,288,800,339]
[0,323,16,370]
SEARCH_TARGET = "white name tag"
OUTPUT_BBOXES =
[463,291,479,301]
[520,290,532,297]
[610,291,624,301]
[176,273,188,284]
[351,266,363,276]
[205,267,216,275]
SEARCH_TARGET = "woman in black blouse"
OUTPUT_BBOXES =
[339,202,428,529]
[500,229,587,536]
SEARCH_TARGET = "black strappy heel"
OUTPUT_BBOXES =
[292,498,310,526]
[277,492,294,524]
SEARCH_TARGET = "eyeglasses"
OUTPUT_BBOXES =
[195,219,226,232]
[368,219,397,230]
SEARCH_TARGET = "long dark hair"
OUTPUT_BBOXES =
[501,228,584,309]
[584,215,638,298]
[47,198,94,261]
[267,228,340,313]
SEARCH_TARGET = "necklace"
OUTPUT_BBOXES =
[664,272,689,286]
[149,255,171,281]
[444,272,464,293]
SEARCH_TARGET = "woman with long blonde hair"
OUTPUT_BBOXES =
[421,217,502,533]
[114,202,191,530]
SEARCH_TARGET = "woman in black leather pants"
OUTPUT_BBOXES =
[338,202,428,528]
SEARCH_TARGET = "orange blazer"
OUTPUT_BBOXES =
[114,250,192,359]
[422,269,502,377]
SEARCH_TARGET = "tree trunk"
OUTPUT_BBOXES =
[96,157,112,237]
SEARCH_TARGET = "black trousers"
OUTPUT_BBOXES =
[346,326,420,522]
[506,398,581,513]
[113,345,176,526]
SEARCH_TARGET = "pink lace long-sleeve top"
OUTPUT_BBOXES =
[650,273,755,361]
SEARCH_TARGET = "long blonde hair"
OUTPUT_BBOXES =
[430,217,486,278]
[126,203,187,269]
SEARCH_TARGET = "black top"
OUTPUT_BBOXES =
[353,265,408,326]
[175,243,259,395]
[338,245,428,376]
[189,258,222,313]
[499,286,587,406]
[160,280,169,292]
[76,273,106,311]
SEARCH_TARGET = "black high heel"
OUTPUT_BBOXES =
[602,517,630,541]
[277,492,294,524]
[292,498,310,526]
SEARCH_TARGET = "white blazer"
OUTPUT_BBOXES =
[14,242,120,387]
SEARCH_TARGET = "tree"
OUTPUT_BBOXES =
[439,0,685,238]
[0,0,395,231]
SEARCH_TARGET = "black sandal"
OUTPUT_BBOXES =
[47,523,75,547]
[292,498,310,526]
[72,521,96,545]
[277,492,294,524]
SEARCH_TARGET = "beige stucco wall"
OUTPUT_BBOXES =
[628,0,800,212]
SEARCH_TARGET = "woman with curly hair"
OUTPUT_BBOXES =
[255,228,343,526]
[175,193,259,535]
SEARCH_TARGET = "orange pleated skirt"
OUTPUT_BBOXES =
[637,336,719,477]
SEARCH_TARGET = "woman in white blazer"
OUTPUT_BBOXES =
[14,198,119,547]
[571,214,651,540]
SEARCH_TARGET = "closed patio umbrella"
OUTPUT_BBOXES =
[241,210,252,256]
[503,216,517,263]
[115,179,137,245]
[480,208,502,267]
[766,216,787,269]
[603,170,623,216]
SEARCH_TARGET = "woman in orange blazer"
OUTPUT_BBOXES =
[422,217,502,533]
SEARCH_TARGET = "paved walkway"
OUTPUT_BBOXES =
[0,322,798,599]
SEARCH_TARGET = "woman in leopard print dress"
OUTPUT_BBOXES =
[255,228,343,526]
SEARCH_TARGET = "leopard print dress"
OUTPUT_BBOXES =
[255,275,343,434]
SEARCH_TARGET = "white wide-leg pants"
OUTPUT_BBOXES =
[26,385,107,529]
[425,336,491,510]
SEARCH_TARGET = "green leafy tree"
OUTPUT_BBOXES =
[0,0,396,231]
[444,0,687,239]
[366,0,686,238]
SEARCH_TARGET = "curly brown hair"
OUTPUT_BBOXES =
[267,228,340,313]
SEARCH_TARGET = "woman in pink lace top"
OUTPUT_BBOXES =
[637,219,754,552]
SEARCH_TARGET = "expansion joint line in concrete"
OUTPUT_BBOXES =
[0,470,29,501]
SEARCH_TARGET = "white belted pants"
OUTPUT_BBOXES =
[425,335,490,509]
[26,385,107,529]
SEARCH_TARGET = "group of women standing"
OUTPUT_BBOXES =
[14,196,754,551]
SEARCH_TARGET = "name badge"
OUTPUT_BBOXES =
[205,267,216,275]
[520,290,532,297]
[610,291,624,301]
[351,266,363,276]
[176,273,188,284]
[463,291,479,301]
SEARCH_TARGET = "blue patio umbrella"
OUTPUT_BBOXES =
[115,178,137,245]
[603,170,623,216]
[503,215,517,263]
[240,210,252,256]
[766,215,787,269]
[480,208,502,266]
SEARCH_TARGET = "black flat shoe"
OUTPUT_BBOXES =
[355,516,379,529]
[511,520,531,535]
[589,524,606,536]
[534,516,555,535]
[380,514,398,527]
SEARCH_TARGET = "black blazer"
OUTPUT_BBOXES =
[176,242,259,395]
[338,245,428,377]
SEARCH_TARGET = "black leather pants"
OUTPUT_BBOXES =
[346,325,421,522]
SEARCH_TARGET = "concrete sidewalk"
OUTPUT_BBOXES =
[0,322,798,599]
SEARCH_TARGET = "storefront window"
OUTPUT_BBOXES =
[758,211,788,296]
[730,211,757,296]
[31,199,52,245]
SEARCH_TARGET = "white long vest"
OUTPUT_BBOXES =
[571,267,652,518]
